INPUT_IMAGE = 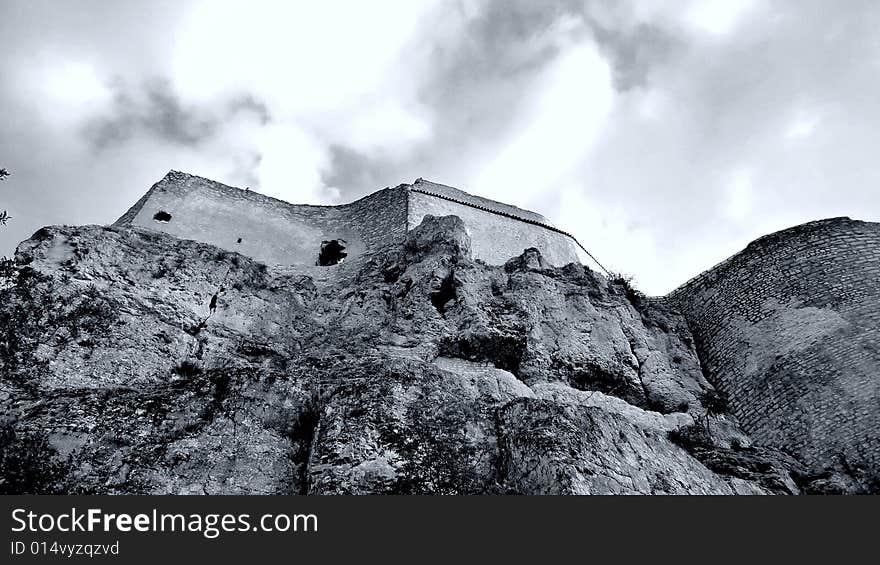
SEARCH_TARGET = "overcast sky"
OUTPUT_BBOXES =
[2,0,879,294]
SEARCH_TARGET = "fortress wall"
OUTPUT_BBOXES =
[120,172,408,266]
[670,218,880,473]
[342,184,409,252]
[407,190,582,267]
[118,172,588,269]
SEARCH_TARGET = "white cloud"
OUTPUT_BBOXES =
[636,88,670,121]
[163,0,439,200]
[43,62,111,106]
[252,124,337,204]
[686,0,756,36]
[556,186,673,293]
[785,112,821,140]
[723,169,754,221]
[16,61,113,128]
[473,44,614,205]
[321,100,432,155]
[171,0,434,114]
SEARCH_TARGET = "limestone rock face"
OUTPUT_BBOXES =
[0,217,867,494]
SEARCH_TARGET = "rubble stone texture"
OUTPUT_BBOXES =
[0,174,877,494]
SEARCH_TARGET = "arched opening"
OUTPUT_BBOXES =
[317,239,347,266]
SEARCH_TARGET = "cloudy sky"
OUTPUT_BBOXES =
[2,0,879,294]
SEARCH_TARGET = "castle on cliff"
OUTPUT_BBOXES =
[115,171,880,478]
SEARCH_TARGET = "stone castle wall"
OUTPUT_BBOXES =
[116,171,409,266]
[407,180,587,268]
[116,172,592,269]
[670,218,880,475]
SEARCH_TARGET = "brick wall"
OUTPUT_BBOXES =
[670,218,880,475]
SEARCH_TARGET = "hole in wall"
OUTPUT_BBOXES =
[153,211,172,223]
[317,239,347,266]
[236,237,242,244]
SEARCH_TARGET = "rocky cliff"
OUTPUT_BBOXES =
[0,216,871,494]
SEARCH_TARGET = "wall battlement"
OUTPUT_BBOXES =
[115,171,592,269]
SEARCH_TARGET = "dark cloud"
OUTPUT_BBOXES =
[419,0,579,143]
[590,22,681,91]
[83,80,270,149]
[322,146,399,194]
[418,0,678,127]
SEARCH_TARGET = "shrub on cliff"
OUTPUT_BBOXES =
[609,272,645,307]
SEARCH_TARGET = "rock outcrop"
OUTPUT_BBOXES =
[0,215,871,494]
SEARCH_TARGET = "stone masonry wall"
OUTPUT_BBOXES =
[670,218,880,476]
[118,172,595,271]
[407,184,585,268]
[116,171,409,266]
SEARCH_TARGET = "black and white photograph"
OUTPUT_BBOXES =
[0,0,878,559]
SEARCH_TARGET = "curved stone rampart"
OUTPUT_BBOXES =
[669,218,880,477]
